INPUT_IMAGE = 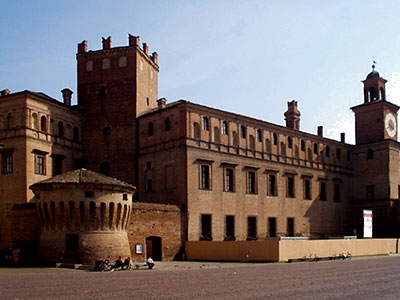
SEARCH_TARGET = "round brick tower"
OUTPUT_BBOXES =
[30,169,136,266]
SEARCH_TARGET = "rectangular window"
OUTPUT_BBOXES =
[334,183,340,202]
[287,218,295,237]
[304,178,311,200]
[267,173,277,196]
[268,217,277,237]
[320,181,327,201]
[247,171,257,194]
[202,117,209,131]
[366,185,375,200]
[200,214,212,241]
[247,216,257,240]
[224,167,235,192]
[35,154,46,175]
[287,176,295,198]
[2,150,13,174]
[200,165,211,189]
[225,215,235,241]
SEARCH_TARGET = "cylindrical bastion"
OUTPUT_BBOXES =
[30,168,136,266]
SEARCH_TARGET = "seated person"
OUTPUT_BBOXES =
[146,257,155,269]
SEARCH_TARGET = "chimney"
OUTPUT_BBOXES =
[340,132,345,143]
[151,52,159,65]
[0,89,11,96]
[129,34,140,47]
[317,126,323,137]
[78,40,88,53]
[143,43,149,55]
[157,98,167,109]
[102,36,112,49]
[284,100,301,130]
[61,88,73,106]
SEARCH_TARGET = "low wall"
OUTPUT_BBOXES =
[185,239,398,262]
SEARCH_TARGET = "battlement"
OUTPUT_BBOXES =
[77,34,158,66]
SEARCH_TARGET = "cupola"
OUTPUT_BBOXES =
[362,64,387,103]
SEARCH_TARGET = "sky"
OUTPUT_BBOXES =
[2,1,400,144]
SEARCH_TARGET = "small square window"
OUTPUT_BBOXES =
[123,193,128,200]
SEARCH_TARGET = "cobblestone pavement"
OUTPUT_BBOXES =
[1,256,400,299]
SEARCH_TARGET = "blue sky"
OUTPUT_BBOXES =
[2,1,400,144]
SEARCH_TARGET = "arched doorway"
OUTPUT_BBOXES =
[146,236,162,261]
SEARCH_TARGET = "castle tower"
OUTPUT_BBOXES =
[351,66,399,144]
[284,100,301,130]
[30,169,136,265]
[76,35,159,184]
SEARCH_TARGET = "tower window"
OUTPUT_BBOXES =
[2,150,13,174]
[148,122,153,136]
[287,176,295,198]
[35,154,46,175]
[268,173,277,196]
[200,165,211,189]
[224,167,235,192]
[247,171,257,194]
[40,116,47,132]
[99,86,106,99]
[367,149,374,159]
[304,178,311,200]
[165,117,171,131]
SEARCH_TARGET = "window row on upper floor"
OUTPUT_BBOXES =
[194,118,351,162]
[146,117,172,137]
[197,162,342,203]
[30,112,80,142]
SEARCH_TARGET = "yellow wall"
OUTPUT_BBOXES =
[186,239,397,262]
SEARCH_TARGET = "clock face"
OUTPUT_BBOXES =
[385,113,397,138]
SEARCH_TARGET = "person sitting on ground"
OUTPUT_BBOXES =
[122,257,131,270]
[112,256,123,270]
[147,257,155,269]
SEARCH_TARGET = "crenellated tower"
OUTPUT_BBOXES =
[76,34,159,184]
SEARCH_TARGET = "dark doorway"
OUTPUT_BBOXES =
[146,236,162,261]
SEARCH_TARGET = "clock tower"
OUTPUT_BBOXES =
[351,65,399,144]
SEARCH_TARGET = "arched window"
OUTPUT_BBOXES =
[301,139,305,151]
[369,87,376,102]
[273,133,278,145]
[7,113,14,129]
[265,139,271,153]
[148,122,153,136]
[222,121,228,135]
[240,125,246,138]
[165,117,171,131]
[288,137,293,149]
[325,146,330,157]
[336,148,341,160]
[100,162,110,176]
[249,135,255,150]
[40,116,47,132]
[73,126,79,142]
[58,121,64,137]
[213,127,220,143]
[32,113,38,130]
[313,143,318,154]
[256,129,262,142]
[280,142,286,156]
[202,117,209,131]
[193,122,201,139]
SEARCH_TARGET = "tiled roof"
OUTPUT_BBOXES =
[30,168,136,192]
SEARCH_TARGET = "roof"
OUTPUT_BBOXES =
[366,70,380,80]
[29,168,136,192]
